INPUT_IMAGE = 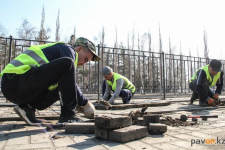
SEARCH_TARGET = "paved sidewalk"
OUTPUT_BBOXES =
[0,96,225,149]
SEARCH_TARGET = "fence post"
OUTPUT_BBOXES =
[98,44,100,100]
[162,52,165,99]
[8,36,12,64]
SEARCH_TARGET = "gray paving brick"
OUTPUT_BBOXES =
[31,134,50,143]
[3,143,51,149]
[65,123,95,134]
[6,136,28,145]
[95,115,132,129]
[148,123,167,135]
[141,135,177,144]
[109,125,148,143]
[72,136,97,146]
[152,142,186,150]
[95,127,108,140]
[125,141,159,150]
[53,136,75,147]
[143,114,160,126]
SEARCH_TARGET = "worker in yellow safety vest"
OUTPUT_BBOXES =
[101,66,135,104]
[189,59,223,107]
[0,37,100,125]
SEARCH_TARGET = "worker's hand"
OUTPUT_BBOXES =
[76,105,84,113]
[83,101,95,119]
[207,98,216,107]
[213,94,220,105]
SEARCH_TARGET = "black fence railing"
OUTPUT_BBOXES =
[1,36,225,99]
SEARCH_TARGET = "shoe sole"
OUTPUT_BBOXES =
[14,106,40,126]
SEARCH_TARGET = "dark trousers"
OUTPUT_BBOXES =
[102,79,134,104]
[189,79,214,101]
[1,57,85,117]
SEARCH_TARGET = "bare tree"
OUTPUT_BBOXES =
[36,4,51,43]
[203,30,208,58]
[0,23,7,37]
[131,24,135,50]
[68,26,76,45]
[55,9,60,42]
[147,30,151,53]
[16,18,36,40]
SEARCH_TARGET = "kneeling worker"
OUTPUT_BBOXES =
[189,59,223,106]
[102,66,135,104]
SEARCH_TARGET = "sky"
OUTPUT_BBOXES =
[0,0,225,59]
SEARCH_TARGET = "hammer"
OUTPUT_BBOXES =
[180,114,218,122]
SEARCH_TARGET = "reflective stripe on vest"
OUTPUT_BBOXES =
[190,64,221,87]
[107,72,135,93]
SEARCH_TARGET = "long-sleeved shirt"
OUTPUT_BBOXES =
[42,43,88,106]
[196,69,224,100]
[103,75,132,104]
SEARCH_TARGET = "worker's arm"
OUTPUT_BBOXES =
[102,81,112,100]
[196,69,209,100]
[215,71,224,95]
[108,79,124,104]
[76,84,88,106]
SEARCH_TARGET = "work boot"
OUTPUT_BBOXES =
[189,92,199,104]
[122,97,130,104]
[14,105,42,125]
[199,98,207,107]
[58,115,82,124]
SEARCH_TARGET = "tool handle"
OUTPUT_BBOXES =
[188,115,218,118]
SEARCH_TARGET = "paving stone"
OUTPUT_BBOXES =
[152,143,185,150]
[95,105,109,110]
[109,125,148,143]
[142,135,177,144]
[143,114,160,126]
[125,141,158,150]
[53,136,75,147]
[72,135,97,146]
[31,134,50,143]
[95,115,132,129]
[95,127,108,140]
[3,143,52,149]
[148,123,167,135]
[111,105,127,110]
[137,117,144,126]
[6,136,28,145]
[65,123,95,134]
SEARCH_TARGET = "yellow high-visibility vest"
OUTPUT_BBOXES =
[107,72,135,93]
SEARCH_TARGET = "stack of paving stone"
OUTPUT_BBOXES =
[143,114,167,135]
[95,114,148,143]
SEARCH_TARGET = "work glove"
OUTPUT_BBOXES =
[76,101,95,119]
[207,98,216,107]
[213,94,221,105]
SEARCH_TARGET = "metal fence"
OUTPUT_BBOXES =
[1,36,225,99]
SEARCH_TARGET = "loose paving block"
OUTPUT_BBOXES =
[95,115,132,129]
[95,127,108,140]
[109,125,148,143]
[65,123,95,134]
[160,117,167,124]
[143,114,160,126]
[135,104,146,108]
[94,105,109,110]
[148,123,167,135]
[137,117,144,126]
[111,105,127,110]
[146,102,170,107]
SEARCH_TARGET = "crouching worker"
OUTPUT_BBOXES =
[101,66,135,104]
[189,59,223,107]
[0,37,100,125]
